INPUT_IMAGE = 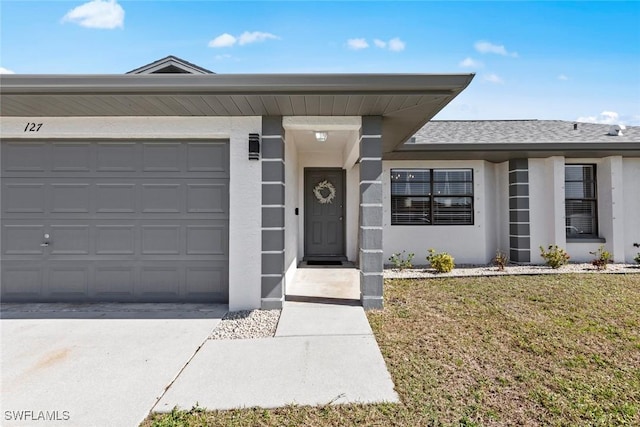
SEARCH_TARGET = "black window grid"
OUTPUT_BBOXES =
[390,169,474,226]
[565,164,598,238]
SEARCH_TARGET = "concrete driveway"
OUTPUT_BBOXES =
[0,303,226,427]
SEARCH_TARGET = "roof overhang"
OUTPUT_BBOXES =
[387,142,640,162]
[0,73,474,152]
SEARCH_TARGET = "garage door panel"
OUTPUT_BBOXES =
[2,142,48,173]
[96,143,139,172]
[95,266,135,296]
[52,143,91,172]
[142,184,182,213]
[187,142,228,173]
[143,143,183,172]
[48,266,89,296]
[187,183,228,214]
[1,264,44,296]
[96,184,136,213]
[3,225,45,255]
[142,225,181,255]
[3,182,45,213]
[186,266,226,295]
[49,225,90,255]
[51,183,91,213]
[96,225,136,255]
[139,266,181,297]
[186,224,227,255]
[1,140,229,303]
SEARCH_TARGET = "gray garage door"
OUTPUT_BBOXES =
[1,140,229,303]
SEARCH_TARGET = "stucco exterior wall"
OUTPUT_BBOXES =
[623,158,640,263]
[284,135,299,290]
[529,156,637,264]
[495,161,511,256]
[382,160,490,265]
[483,161,498,264]
[1,116,263,309]
[529,157,565,263]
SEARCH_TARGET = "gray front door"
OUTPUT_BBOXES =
[304,168,345,259]
[1,140,229,303]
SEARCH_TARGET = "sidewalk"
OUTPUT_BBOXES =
[154,301,398,411]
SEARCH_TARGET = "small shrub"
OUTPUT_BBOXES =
[539,245,570,269]
[634,253,640,265]
[493,250,509,271]
[388,251,414,270]
[590,245,613,270]
[427,248,455,273]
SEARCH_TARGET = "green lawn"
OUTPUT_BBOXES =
[143,274,640,426]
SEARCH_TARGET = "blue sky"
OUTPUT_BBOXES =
[1,1,639,124]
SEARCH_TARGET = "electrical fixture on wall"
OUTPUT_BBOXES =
[248,133,260,160]
[314,131,328,142]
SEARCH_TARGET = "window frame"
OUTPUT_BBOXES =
[564,163,598,239]
[390,168,474,226]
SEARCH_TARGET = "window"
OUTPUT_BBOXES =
[390,168,473,225]
[565,164,597,238]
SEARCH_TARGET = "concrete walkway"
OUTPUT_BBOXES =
[155,301,399,411]
[286,266,361,301]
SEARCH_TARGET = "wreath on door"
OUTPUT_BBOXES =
[313,180,336,204]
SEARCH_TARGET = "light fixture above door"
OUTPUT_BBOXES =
[314,131,328,142]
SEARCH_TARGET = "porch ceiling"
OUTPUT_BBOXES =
[0,73,474,153]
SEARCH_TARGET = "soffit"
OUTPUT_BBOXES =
[0,73,474,152]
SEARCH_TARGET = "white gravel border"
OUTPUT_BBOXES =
[209,264,638,339]
[384,262,640,279]
[210,309,281,340]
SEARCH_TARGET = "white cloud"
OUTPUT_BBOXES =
[0,67,15,74]
[474,40,517,57]
[483,73,504,84]
[62,0,124,29]
[373,39,386,49]
[347,38,369,50]
[459,57,483,68]
[576,111,622,125]
[209,33,237,48]
[388,37,405,52]
[238,31,279,45]
[209,31,279,48]
[369,37,405,52]
[557,74,569,81]
[214,54,232,60]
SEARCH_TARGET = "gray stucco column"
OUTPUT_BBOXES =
[261,116,285,309]
[509,158,531,263]
[359,116,384,309]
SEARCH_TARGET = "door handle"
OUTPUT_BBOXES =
[339,216,343,221]
[41,242,49,247]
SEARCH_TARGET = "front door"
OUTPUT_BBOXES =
[304,168,345,259]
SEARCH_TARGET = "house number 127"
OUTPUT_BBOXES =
[24,122,43,132]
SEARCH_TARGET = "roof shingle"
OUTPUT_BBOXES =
[410,120,640,144]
